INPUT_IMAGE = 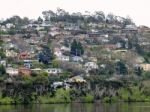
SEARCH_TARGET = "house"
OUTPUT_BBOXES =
[88,57,97,62]
[68,76,86,83]
[19,52,30,60]
[116,42,122,48]
[49,31,60,37]
[51,81,70,89]
[6,68,19,76]
[140,64,150,71]
[23,60,32,69]
[104,44,117,50]
[6,23,15,29]
[0,25,7,31]
[51,81,63,89]
[125,24,137,30]
[54,48,62,57]
[72,56,83,62]
[56,55,70,61]
[19,67,32,76]
[44,68,63,75]
[31,68,42,74]
[0,60,6,67]
[36,26,44,31]
[61,46,70,52]
[5,50,18,58]
[84,62,98,71]
[4,43,17,50]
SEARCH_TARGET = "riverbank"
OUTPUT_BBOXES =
[1,86,150,105]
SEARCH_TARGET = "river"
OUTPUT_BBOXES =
[0,103,150,112]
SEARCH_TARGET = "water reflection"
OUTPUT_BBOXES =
[0,102,150,112]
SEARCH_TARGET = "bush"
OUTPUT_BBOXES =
[81,94,94,103]
[39,89,71,104]
[103,97,111,103]
[143,72,150,79]
[0,97,14,105]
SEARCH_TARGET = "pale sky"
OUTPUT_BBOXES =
[0,0,150,26]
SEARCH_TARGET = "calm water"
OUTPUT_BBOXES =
[0,103,150,112]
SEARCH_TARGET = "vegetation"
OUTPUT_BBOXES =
[71,39,84,56]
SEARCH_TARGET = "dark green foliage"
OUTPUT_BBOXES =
[71,39,84,56]
[116,61,128,75]
[64,39,70,47]
[0,50,6,59]
[0,65,6,75]
[134,66,142,76]
[38,46,53,64]
[143,52,150,63]
[143,71,150,79]
[2,16,29,28]
[38,16,43,24]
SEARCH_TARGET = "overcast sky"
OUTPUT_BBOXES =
[0,0,150,26]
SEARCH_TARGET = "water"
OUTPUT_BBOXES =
[0,103,150,112]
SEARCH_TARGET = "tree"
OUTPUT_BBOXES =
[52,60,60,68]
[0,65,6,75]
[94,11,105,22]
[37,16,43,23]
[71,39,84,56]
[77,42,84,55]
[0,50,6,59]
[38,46,53,64]
[42,10,56,21]
[116,61,127,75]
[106,13,115,24]
[135,66,142,76]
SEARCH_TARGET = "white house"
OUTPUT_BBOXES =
[125,24,137,31]
[84,62,98,71]
[49,31,60,37]
[6,68,19,76]
[54,48,62,57]
[44,68,63,75]
[68,76,86,83]
[56,55,70,61]
[0,60,6,67]
[6,23,15,29]
[72,56,83,62]
[61,46,70,52]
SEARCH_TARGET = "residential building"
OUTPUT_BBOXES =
[5,50,18,58]
[19,67,32,76]
[84,62,99,71]
[72,56,83,62]
[56,55,70,61]
[6,68,19,76]
[44,68,63,75]
[54,48,62,57]
[0,60,6,67]
[68,76,86,83]
[140,64,150,71]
